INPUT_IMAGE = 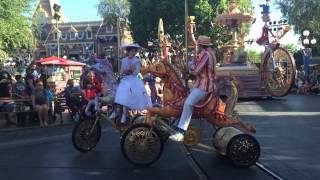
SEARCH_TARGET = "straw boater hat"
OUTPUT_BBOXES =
[121,43,141,49]
[197,35,213,46]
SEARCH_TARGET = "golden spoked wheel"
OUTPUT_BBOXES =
[72,119,101,153]
[262,47,296,97]
[121,124,164,166]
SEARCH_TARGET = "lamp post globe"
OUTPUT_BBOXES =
[303,29,310,37]
[303,38,310,46]
[311,38,317,45]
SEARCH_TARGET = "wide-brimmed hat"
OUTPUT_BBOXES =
[121,43,141,49]
[197,35,213,46]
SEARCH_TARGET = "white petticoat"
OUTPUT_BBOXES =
[115,75,152,110]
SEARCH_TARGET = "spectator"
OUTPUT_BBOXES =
[32,80,49,127]
[310,80,320,95]
[25,67,38,96]
[13,74,28,126]
[297,78,304,94]
[64,79,81,112]
[82,80,97,116]
[13,75,27,98]
[155,77,164,104]
[79,66,90,89]
[40,65,50,89]
[47,85,55,122]
[27,62,38,77]
[0,62,15,126]
[303,80,311,95]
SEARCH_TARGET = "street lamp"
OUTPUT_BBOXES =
[53,3,61,57]
[301,29,317,80]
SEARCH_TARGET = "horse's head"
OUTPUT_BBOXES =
[141,61,168,78]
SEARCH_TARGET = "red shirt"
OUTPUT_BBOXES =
[83,88,96,101]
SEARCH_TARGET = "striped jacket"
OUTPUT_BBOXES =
[190,49,216,92]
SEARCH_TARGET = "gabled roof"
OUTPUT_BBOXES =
[34,0,66,23]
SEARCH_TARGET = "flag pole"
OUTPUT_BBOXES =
[184,0,188,68]
[117,17,121,73]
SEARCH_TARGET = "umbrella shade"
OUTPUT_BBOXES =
[35,56,67,63]
[42,60,85,66]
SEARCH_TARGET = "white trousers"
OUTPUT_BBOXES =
[178,88,208,130]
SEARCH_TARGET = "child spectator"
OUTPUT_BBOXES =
[81,71,104,116]
[13,75,27,98]
[303,80,311,95]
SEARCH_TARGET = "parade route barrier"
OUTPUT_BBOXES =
[212,127,260,168]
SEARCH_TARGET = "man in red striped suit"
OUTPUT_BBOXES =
[170,35,217,141]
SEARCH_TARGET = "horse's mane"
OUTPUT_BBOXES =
[168,63,185,86]
[164,62,188,96]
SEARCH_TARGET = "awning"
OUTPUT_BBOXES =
[35,56,85,66]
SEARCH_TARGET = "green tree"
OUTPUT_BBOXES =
[275,0,320,36]
[283,43,299,53]
[0,49,8,62]
[97,0,130,23]
[0,0,35,54]
[128,0,186,46]
[128,0,253,47]
[247,49,262,63]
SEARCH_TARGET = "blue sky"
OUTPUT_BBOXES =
[59,0,101,21]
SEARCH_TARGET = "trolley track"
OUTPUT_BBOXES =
[184,144,286,180]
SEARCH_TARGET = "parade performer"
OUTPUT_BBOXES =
[169,36,217,141]
[115,43,152,124]
[91,55,117,104]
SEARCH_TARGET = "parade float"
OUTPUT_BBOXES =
[204,0,295,98]
[118,0,296,168]
[36,56,85,93]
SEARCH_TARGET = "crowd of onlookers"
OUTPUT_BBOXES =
[292,67,320,95]
[0,53,165,128]
[0,61,55,127]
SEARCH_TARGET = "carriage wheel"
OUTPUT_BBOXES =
[121,124,163,166]
[226,134,260,168]
[262,47,296,97]
[72,119,101,153]
[131,116,171,142]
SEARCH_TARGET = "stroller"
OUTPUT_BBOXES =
[64,87,85,122]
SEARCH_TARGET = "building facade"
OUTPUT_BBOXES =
[33,0,132,61]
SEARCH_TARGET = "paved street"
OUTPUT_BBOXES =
[0,94,319,180]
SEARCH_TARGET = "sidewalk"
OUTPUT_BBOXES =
[0,112,74,132]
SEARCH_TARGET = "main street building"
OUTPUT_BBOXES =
[33,0,132,60]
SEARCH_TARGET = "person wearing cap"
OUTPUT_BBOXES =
[169,35,217,141]
[115,43,152,125]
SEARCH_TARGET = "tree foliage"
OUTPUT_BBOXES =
[0,49,8,62]
[97,0,130,23]
[247,49,262,63]
[127,0,253,47]
[0,0,35,53]
[275,0,320,36]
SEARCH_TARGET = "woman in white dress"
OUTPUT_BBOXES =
[115,43,152,124]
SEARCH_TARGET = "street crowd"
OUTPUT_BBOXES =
[293,67,320,95]
[0,49,165,128]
